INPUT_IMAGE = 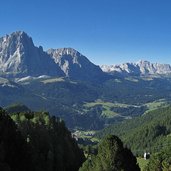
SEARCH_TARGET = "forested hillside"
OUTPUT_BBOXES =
[96,106,171,156]
[0,106,142,171]
[79,135,140,171]
[0,108,85,171]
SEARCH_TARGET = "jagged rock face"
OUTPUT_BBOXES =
[47,48,106,81]
[0,31,106,81]
[137,60,171,75]
[0,31,28,74]
[0,31,64,77]
[101,60,171,76]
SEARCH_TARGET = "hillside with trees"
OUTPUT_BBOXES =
[0,108,32,171]
[79,135,140,171]
[0,108,85,171]
[3,97,171,170]
[0,106,143,171]
[96,106,171,156]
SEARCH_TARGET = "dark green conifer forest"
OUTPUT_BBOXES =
[0,108,85,171]
[2,104,171,171]
[80,135,140,171]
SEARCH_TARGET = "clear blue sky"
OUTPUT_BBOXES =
[1,0,171,65]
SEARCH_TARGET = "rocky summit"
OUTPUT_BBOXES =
[0,31,63,77]
[47,48,106,81]
[0,31,106,81]
[1,31,171,80]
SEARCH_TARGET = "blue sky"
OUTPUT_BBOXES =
[1,0,171,65]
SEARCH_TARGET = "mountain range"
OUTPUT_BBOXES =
[101,60,171,76]
[0,31,106,82]
[1,31,171,130]
[1,31,171,80]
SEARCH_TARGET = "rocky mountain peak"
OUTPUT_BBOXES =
[49,47,81,56]
[0,31,63,77]
[0,31,32,74]
[47,48,83,65]
[47,48,83,77]
[10,31,30,39]
[47,47,107,81]
[0,31,107,82]
[0,31,34,49]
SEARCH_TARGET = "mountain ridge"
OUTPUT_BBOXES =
[47,47,106,81]
[0,31,106,82]
[101,60,171,76]
[1,31,171,80]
